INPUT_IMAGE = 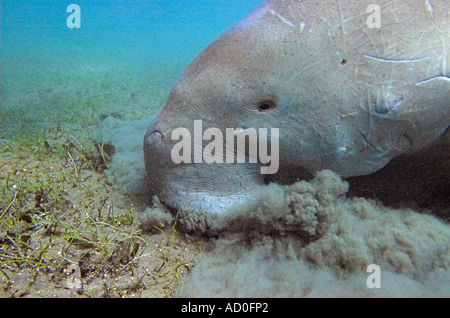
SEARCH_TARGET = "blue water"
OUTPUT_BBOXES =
[1,0,263,63]
[0,0,264,138]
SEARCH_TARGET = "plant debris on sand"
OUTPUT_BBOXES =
[0,128,201,298]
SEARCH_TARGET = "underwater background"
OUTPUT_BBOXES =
[1,0,263,140]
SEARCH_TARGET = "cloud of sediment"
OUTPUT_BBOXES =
[95,118,449,297]
[175,170,449,297]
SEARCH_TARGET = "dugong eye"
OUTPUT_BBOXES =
[257,98,276,113]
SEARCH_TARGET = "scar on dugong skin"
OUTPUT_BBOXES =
[144,0,450,215]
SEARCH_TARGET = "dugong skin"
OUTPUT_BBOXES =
[144,0,450,214]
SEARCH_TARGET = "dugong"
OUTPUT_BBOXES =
[144,0,450,214]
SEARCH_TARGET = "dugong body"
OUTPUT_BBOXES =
[144,0,450,214]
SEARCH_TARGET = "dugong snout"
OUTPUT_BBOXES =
[144,119,171,164]
[144,119,172,196]
[144,112,265,214]
[146,131,163,147]
[145,119,170,143]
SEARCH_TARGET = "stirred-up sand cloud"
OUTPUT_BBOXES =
[96,119,449,297]
[176,170,449,297]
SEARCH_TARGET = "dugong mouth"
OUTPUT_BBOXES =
[144,116,269,215]
[144,129,266,214]
[146,161,264,215]
[159,190,256,215]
